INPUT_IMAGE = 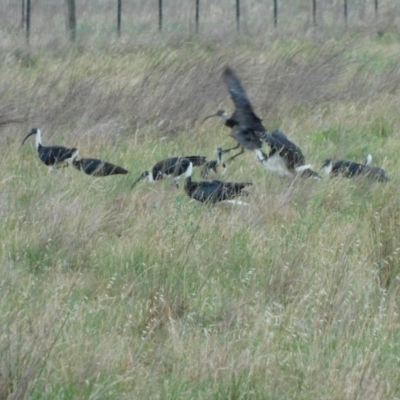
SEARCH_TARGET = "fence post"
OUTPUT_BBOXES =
[65,0,76,42]
[236,0,240,32]
[312,0,316,27]
[374,0,378,17]
[26,0,30,44]
[21,0,25,29]
[273,0,278,28]
[117,0,121,37]
[195,0,199,34]
[159,0,162,31]
[344,0,347,26]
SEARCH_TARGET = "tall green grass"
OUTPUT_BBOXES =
[1,23,400,398]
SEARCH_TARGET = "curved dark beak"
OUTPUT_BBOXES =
[201,113,219,124]
[21,130,35,146]
[320,162,329,170]
[131,173,145,189]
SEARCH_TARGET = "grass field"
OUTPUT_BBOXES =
[1,8,400,399]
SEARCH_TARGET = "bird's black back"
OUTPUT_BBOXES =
[262,130,305,170]
[184,156,207,166]
[184,178,251,203]
[39,145,77,166]
[74,158,128,176]
[151,156,206,180]
[331,160,389,181]
[230,126,264,151]
[152,157,189,179]
[331,160,365,178]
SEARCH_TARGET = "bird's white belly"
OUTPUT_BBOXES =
[259,152,293,177]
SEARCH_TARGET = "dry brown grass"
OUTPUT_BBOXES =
[1,10,400,398]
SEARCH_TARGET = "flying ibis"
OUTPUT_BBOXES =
[204,68,319,178]
[131,156,206,188]
[183,161,252,204]
[321,155,389,182]
[22,127,78,171]
[201,147,228,179]
[71,152,128,176]
[203,67,265,161]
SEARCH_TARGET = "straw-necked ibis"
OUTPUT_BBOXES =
[131,155,206,188]
[71,152,128,176]
[321,156,389,182]
[201,147,227,179]
[184,161,252,204]
[203,67,265,161]
[255,130,320,179]
[22,127,77,171]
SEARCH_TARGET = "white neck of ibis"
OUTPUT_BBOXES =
[322,161,333,176]
[35,129,42,149]
[185,162,193,178]
[71,149,79,162]
[147,171,154,182]
[365,154,372,166]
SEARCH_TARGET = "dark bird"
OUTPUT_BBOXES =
[22,127,77,171]
[203,67,265,161]
[201,147,227,179]
[71,152,128,176]
[321,155,389,182]
[255,130,320,179]
[184,161,252,204]
[131,156,206,188]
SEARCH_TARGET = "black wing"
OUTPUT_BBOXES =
[222,67,265,133]
[183,156,207,166]
[187,180,251,203]
[154,157,178,176]
[230,126,263,151]
[262,130,305,169]
[77,158,128,176]
[331,160,364,178]
[39,146,77,166]
[154,157,190,178]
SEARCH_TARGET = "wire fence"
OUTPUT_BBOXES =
[1,0,398,44]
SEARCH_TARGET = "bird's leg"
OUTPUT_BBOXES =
[222,143,241,153]
[226,146,245,162]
